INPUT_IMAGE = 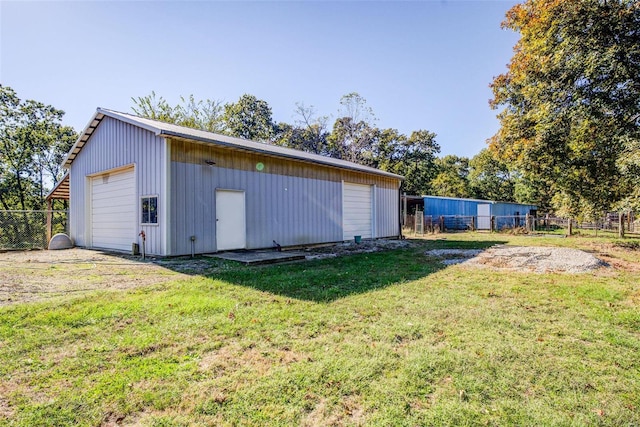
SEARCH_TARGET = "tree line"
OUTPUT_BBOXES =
[0,85,512,213]
[132,91,516,202]
[0,85,76,211]
[2,0,637,218]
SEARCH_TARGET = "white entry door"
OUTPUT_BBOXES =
[477,204,491,230]
[216,189,246,251]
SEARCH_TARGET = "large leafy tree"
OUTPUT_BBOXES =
[0,85,76,210]
[223,94,275,142]
[431,155,472,198]
[326,93,378,163]
[273,103,330,154]
[385,130,440,196]
[489,0,640,216]
[469,148,515,202]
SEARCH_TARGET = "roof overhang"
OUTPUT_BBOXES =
[63,112,106,167]
[45,172,69,201]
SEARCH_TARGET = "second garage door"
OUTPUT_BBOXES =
[91,168,135,251]
[343,182,373,241]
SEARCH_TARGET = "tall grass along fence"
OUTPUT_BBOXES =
[405,212,638,238]
[0,210,68,250]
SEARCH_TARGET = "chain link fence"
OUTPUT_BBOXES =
[0,210,69,250]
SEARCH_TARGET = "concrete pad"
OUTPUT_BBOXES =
[204,250,306,265]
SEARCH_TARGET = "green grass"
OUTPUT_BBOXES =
[1,234,639,426]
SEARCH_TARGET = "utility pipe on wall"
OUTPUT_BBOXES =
[139,230,146,260]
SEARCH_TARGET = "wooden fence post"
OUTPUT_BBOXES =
[471,216,475,231]
[567,218,572,236]
[439,216,445,232]
[490,216,495,233]
[619,212,625,238]
[403,192,407,228]
[46,200,53,247]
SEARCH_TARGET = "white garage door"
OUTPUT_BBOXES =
[91,168,135,251]
[343,182,373,240]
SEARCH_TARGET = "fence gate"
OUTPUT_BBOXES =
[415,210,424,235]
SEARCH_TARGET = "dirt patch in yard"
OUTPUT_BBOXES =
[304,239,413,260]
[0,248,184,306]
[0,240,412,306]
[426,245,607,273]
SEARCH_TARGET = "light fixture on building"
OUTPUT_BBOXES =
[204,160,216,166]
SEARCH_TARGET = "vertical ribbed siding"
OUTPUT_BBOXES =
[170,161,344,255]
[424,197,481,217]
[375,186,400,238]
[69,117,167,255]
[424,197,537,218]
[492,202,537,217]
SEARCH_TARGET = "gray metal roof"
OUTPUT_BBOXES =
[64,108,404,180]
[423,195,536,206]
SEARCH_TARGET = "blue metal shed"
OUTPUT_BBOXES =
[422,196,537,230]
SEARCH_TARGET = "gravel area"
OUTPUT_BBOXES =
[426,245,607,273]
[424,249,484,265]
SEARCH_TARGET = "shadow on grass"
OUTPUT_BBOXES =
[160,239,506,303]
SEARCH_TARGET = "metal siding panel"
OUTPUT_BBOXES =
[169,161,346,255]
[175,161,215,255]
[376,186,399,238]
[423,197,538,231]
[171,162,188,255]
[492,203,537,217]
[424,197,480,217]
[69,117,166,255]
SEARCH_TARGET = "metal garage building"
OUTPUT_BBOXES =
[62,108,403,256]
[423,195,537,230]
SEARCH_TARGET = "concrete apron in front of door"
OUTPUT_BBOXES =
[204,250,306,266]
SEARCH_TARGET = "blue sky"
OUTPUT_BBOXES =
[1,1,519,158]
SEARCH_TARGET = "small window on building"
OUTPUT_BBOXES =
[141,196,158,224]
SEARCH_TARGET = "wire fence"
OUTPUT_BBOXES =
[540,216,638,236]
[404,214,529,233]
[0,210,69,250]
[403,213,639,237]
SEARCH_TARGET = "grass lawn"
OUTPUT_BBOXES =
[1,234,639,426]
